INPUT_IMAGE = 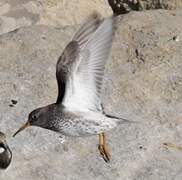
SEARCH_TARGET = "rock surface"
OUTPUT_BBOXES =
[0,0,111,35]
[1,0,182,35]
[140,0,182,10]
[108,0,182,14]
[0,10,182,180]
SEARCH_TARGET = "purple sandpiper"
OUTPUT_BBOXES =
[13,2,135,162]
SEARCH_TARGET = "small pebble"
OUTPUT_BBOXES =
[11,99,18,105]
[173,36,179,42]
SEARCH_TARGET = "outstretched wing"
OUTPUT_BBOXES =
[62,16,114,111]
[56,13,102,103]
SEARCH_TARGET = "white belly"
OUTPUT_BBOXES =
[58,111,118,137]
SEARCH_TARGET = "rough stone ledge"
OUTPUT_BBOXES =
[0,10,182,180]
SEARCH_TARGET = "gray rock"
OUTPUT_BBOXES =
[0,0,111,35]
[0,10,182,180]
[1,0,182,36]
[108,0,182,15]
[139,0,182,10]
[0,0,42,35]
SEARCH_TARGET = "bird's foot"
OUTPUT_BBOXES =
[98,143,111,163]
[163,142,182,151]
[98,133,111,163]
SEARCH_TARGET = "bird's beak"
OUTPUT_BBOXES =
[13,121,30,137]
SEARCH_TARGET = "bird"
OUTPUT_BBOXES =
[13,13,134,163]
[0,132,12,169]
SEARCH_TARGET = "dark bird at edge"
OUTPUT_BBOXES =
[0,132,12,169]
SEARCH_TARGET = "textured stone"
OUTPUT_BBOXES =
[0,10,182,180]
[139,0,182,10]
[0,0,111,35]
[38,0,111,26]
[1,0,182,35]
[108,0,182,14]
[0,0,41,34]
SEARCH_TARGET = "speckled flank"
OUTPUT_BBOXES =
[58,117,118,137]
[46,106,118,137]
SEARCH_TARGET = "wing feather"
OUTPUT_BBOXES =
[56,13,102,103]
[62,16,114,111]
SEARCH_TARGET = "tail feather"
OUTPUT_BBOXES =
[105,113,137,124]
[101,104,137,124]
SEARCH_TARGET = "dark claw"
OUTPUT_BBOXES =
[98,145,110,163]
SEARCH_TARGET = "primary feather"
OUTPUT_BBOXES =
[56,13,103,103]
[56,12,114,113]
[62,16,114,112]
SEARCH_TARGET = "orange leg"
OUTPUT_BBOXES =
[98,132,111,163]
[163,143,182,151]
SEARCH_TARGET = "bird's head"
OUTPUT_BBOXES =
[13,107,51,137]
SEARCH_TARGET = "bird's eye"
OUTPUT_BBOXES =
[32,115,37,120]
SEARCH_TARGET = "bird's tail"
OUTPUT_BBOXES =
[105,113,137,124]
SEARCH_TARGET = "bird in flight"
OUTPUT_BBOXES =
[13,13,133,162]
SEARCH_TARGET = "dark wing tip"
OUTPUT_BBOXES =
[56,41,80,103]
